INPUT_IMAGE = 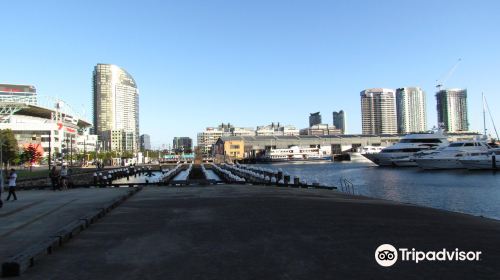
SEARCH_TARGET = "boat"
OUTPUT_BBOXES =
[415,138,492,170]
[260,146,332,162]
[363,131,449,166]
[349,146,383,162]
[458,148,500,170]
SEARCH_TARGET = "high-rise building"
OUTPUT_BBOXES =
[93,63,139,152]
[332,110,346,134]
[309,112,322,127]
[396,87,427,134]
[360,88,397,135]
[173,137,193,153]
[436,89,468,132]
[0,84,37,105]
[140,134,151,150]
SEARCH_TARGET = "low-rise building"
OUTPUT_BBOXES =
[300,124,342,136]
[213,133,481,161]
[197,123,255,156]
[256,123,299,136]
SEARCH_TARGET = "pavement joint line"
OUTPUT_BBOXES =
[1,186,143,278]
[0,199,78,239]
[0,201,45,218]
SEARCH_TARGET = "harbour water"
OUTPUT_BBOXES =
[256,161,500,220]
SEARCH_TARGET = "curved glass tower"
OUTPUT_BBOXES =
[93,64,139,152]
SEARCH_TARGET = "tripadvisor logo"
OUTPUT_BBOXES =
[375,244,482,267]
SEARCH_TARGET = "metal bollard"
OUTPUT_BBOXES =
[277,171,283,182]
[293,177,300,186]
[284,175,290,185]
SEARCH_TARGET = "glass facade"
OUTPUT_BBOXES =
[93,64,139,152]
[436,89,468,132]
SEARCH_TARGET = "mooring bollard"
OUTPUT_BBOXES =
[293,176,300,186]
[277,171,283,182]
[284,175,290,185]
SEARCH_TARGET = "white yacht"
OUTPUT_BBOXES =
[458,148,500,170]
[261,146,332,162]
[349,146,383,162]
[415,139,492,170]
[363,132,449,166]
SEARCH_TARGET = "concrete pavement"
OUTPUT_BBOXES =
[0,188,134,267]
[15,186,500,280]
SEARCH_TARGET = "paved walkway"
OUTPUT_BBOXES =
[0,188,132,264]
[17,186,500,280]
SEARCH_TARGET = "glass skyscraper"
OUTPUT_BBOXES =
[93,64,139,152]
[396,87,427,134]
[436,89,468,132]
[360,88,397,135]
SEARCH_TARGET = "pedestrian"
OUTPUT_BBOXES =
[49,166,60,191]
[6,169,17,201]
[93,172,98,186]
[60,165,68,190]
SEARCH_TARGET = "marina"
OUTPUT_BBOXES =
[255,161,500,220]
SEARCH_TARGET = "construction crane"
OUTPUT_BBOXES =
[435,58,462,91]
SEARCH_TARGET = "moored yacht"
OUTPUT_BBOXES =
[458,148,500,170]
[349,146,383,162]
[415,139,492,169]
[362,132,449,166]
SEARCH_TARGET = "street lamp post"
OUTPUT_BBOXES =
[0,138,4,191]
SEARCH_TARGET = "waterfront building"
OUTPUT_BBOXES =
[396,87,427,134]
[300,124,342,136]
[197,123,254,156]
[436,88,468,132]
[140,134,151,150]
[332,110,346,134]
[309,112,322,127]
[256,123,299,136]
[214,133,480,161]
[213,139,245,160]
[360,88,397,135]
[93,63,139,152]
[173,137,193,153]
[0,84,37,105]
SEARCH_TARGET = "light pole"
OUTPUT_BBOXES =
[0,138,4,191]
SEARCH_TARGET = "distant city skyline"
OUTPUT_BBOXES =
[1,1,499,146]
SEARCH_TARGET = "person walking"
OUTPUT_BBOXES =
[6,169,17,201]
[49,166,60,191]
[60,165,68,190]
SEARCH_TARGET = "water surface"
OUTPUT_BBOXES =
[256,161,500,220]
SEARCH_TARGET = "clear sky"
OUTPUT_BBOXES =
[1,0,499,147]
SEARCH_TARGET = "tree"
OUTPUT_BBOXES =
[0,129,19,166]
[22,143,43,171]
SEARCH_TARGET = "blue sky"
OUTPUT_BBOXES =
[1,0,499,147]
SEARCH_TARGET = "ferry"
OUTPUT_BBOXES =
[260,146,332,162]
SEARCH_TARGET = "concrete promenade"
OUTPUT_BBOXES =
[0,188,134,268]
[9,186,500,280]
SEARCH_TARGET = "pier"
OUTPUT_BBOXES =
[0,165,499,279]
